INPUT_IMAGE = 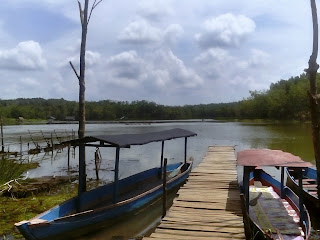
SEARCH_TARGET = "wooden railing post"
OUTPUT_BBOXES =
[1,117,4,153]
[162,158,167,218]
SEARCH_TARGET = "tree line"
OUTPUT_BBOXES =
[0,73,317,122]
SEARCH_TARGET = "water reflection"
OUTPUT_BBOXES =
[76,191,177,240]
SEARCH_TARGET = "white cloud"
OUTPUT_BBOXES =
[118,18,184,49]
[138,0,173,22]
[163,24,184,46]
[194,48,233,79]
[102,49,203,93]
[106,51,144,80]
[195,13,256,49]
[118,19,162,45]
[20,77,41,87]
[0,41,47,71]
[194,47,273,100]
[150,50,203,89]
[85,51,101,66]
[63,50,101,68]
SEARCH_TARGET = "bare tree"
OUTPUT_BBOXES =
[306,0,320,195]
[70,0,102,194]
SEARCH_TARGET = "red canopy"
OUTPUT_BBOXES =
[237,149,313,167]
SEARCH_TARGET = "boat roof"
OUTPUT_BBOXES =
[237,149,313,167]
[66,128,197,148]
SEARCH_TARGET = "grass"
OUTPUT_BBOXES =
[0,158,39,185]
[0,157,78,239]
[0,183,77,239]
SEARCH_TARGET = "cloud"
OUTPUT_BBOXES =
[195,13,256,49]
[102,49,203,93]
[85,51,101,66]
[118,18,184,48]
[0,41,47,71]
[194,47,271,91]
[63,50,101,69]
[194,48,232,79]
[118,19,162,45]
[149,49,203,89]
[19,77,41,87]
[106,51,145,84]
[138,0,173,22]
[163,24,184,46]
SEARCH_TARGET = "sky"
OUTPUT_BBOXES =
[0,0,315,105]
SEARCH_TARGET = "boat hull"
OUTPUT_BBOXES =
[286,167,320,213]
[16,162,192,240]
[244,168,311,240]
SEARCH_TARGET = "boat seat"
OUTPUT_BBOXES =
[308,190,318,196]
[303,178,316,183]
[303,184,317,188]
[295,179,317,184]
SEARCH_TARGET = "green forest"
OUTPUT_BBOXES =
[0,73,317,122]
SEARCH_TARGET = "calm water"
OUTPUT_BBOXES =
[2,121,319,239]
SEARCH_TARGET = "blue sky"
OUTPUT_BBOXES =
[0,0,314,105]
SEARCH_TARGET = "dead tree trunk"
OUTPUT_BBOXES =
[70,0,103,195]
[77,0,89,195]
[306,0,320,195]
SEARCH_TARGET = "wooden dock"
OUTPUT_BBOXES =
[143,146,246,239]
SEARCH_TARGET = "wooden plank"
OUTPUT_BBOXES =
[145,232,245,239]
[157,223,244,234]
[143,146,245,240]
[154,229,246,239]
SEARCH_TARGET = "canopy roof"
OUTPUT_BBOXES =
[237,149,313,168]
[67,128,197,148]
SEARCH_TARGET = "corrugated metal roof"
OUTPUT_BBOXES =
[67,128,197,148]
[237,149,313,167]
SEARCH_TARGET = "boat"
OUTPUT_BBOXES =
[238,149,312,240]
[15,128,196,240]
[286,166,320,212]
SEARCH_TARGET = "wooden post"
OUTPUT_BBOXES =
[67,144,70,169]
[162,158,167,218]
[160,141,164,177]
[51,133,54,155]
[94,148,100,180]
[113,146,120,204]
[280,167,285,198]
[243,166,251,212]
[1,117,4,153]
[240,193,251,239]
[78,143,86,195]
[184,137,187,164]
[297,168,304,225]
[20,136,22,160]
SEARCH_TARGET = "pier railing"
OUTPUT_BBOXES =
[0,129,76,157]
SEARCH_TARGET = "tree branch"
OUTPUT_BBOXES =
[87,0,103,24]
[78,0,84,26]
[307,0,319,73]
[69,61,80,82]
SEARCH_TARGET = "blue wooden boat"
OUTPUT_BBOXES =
[238,149,312,240]
[15,128,196,240]
[286,166,320,212]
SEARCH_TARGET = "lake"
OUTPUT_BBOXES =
[2,120,319,239]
